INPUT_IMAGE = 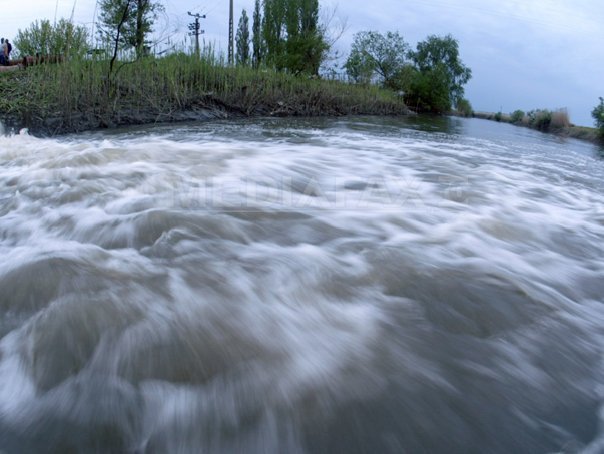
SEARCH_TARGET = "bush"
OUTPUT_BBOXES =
[14,18,89,58]
[456,98,473,117]
[494,111,502,122]
[527,109,552,131]
[404,67,451,113]
[510,110,524,123]
[592,97,604,137]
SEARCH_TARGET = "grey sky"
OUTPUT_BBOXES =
[3,0,603,126]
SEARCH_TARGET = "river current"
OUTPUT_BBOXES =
[0,116,602,453]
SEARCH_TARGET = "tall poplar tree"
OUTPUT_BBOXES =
[252,0,263,67]
[236,9,250,66]
[262,0,286,68]
[262,0,327,75]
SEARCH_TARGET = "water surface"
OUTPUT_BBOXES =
[0,116,602,453]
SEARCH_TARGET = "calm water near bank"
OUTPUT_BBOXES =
[0,116,602,453]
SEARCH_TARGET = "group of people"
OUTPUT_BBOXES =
[0,38,12,65]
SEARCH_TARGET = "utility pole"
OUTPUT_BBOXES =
[228,0,234,65]
[188,11,206,58]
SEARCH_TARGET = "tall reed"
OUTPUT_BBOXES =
[0,53,408,134]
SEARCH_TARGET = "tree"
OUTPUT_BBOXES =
[98,0,164,59]
[252,0,263,67]
[236,9,250,66]
[281,0,327,75]
[14,19,89,58]
[592,97,604,138]
[262,0,328,75]
[262,0,286,68]
[406,67,451,113]
[410,34,472,110]
[344,31,411,88]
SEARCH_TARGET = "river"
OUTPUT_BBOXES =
[0,116,603,453]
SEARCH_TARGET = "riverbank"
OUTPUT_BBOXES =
[0,55,409,136]
[465,110,602,145]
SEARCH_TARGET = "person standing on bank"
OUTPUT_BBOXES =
[0,38,6,65]
[5,39,12,63]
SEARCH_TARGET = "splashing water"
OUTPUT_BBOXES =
[0,117,602,453]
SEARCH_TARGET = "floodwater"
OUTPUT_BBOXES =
[0,116,602,453]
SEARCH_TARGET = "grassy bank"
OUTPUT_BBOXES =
[0,54,409,136]
[469,110,602,145]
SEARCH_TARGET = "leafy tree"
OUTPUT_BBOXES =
[14,19,89,58]
[592,97,604,137]
[409,34,472,110]
[262,0,328,75]
[236,9,250,66]
[344,31,411,88]
[252,0,263,67]
[282,0,327,75]
[406,67,451,113]
[98,0,163,59]
[262,0,286,67]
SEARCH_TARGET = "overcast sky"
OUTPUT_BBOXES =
[3,0,603,126]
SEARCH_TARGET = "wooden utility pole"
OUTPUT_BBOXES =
[228,0,234,65]
[188,11,206,57]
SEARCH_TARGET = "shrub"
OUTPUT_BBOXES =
[456,98,473,117]
[592,97,604,137]
[527,109,552,131]
[510,110,524,123]
[404,67,450,113]
[14,18,89,58]
[494,111,502,122]
[535,111,552,130]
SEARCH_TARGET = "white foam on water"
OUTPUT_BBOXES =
[0,117,603,451]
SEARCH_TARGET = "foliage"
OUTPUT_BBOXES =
[494,111,502,122]
[236,10,250,66]
[456,98,473,117]
[345,31,472,113]
[262,0,286,67]
[406,34,472,112]
[405,67,450,113]
[592,97,604,137]
[14,19,89,58]
[527,109,552,131]
[97,0,164,58]
[344,31,410,88]
[510,110,525,123]
[262,0,327,75]
[252,0,263,67]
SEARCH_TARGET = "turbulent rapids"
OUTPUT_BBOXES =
[0,117,603,453]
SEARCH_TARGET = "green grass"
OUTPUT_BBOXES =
[0,54,408,135]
